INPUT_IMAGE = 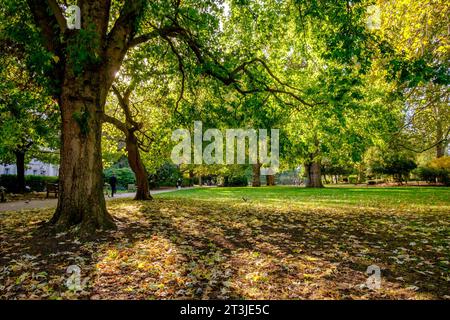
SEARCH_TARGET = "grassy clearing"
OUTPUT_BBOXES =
[157,186,450,212]
[0,186,449,299]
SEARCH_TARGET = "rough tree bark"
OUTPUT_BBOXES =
[303,138,323,188]
[103,113,154,201]
[304,161,324,188]
[14,150,26,193]
[126,133,152,200]
[266,174,276,186]
[50,71,115,232]
[252,163,261,187]
[436,113,445,158]
[27,0,146,233]
[104,85,152,200]
[189,170,194,186]
[25,0,320,234]
[13,140,33,194]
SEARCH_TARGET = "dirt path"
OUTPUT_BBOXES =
[0,188,191,212]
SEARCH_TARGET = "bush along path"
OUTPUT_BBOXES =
[0,188,193,212]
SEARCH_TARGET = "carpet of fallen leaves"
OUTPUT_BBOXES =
[1,195,449,300]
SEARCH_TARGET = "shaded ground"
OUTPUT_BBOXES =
[0,188,187,212]
[0,186,449,299]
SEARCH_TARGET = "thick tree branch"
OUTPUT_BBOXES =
[47,0,67,32]
[396,126,450,154]
[128,25,187,48]
[112,85,137,126]
[104,0,146,88]
[26,0,62,53]
[128,30,160,48]
[163,36,186,113]
[159,20,321,107]
[102,113,128,134]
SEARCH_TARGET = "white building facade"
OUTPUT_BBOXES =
[0,159,59,176]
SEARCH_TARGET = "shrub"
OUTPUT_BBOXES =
[103,167,136,188]
[0,174,58,193]
[413,167,435,183]
[383,156,417,182]
[224,175,248,187]
[348,175,358,184]
[148,163,183,188]
[429,156,450,170]
[367,180,376,185]
[414,164,449,185]
[155,163,182,187]
[182,178,192,187]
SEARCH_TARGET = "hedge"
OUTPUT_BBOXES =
[413,167,449,185]
[224,176,248,187]
[0,175,58,193]
[103,167,136,189]
[348,175,358,184]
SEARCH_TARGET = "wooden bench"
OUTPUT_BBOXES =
[0,186,6,202]
[46,183,59,198]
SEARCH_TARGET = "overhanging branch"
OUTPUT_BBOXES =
[47,0,67,32]
[26,0,62,53]
[102,113,128,134]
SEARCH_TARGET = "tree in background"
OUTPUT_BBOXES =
[102,42,180,200]
[103,166,136,190]
[414,156,450,185]
[380,0,449,158]
[4,0,309,233]
[0,42,59,193]
[2,0,446,234]
[364,146,417,183]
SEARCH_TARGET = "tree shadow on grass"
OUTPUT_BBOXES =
[0,199,449,299]
[93,199,449,299]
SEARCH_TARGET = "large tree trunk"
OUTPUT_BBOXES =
[14,150,26,193]
[357,163,364,184]
[266,174,275,186]
[436,115,445,158]
[126,133,152,200]
[50,75,115,234]
[104,87,153,201]
[26,0,148,235]
[252,163,261,187]
[304,138,323,188]
[304,162,323,188]
[189,170,194,186]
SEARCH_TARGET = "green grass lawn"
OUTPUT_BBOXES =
[1,186,449,300]
[157,186,450,212]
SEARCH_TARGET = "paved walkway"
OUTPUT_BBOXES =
[0,188,190,212]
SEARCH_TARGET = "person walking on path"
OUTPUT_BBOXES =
[109,174,117,197]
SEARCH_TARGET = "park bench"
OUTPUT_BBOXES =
[0,186,6,202]
[103,183,111,197]
[46,183,59,198]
